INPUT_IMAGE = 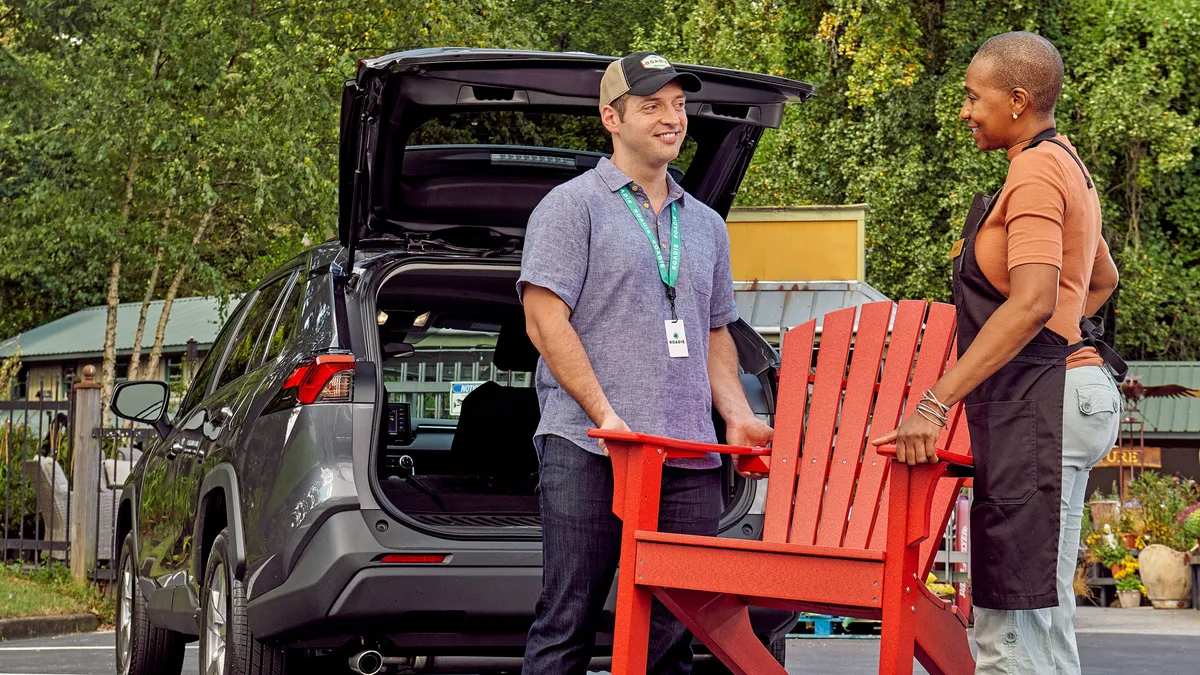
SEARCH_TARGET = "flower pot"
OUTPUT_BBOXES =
[1138,544,1193,609]
[1121,533,1139,549]
[1117,589,1142,608]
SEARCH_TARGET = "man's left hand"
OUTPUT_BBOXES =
[726,415,773,479]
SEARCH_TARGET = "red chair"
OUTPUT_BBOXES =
[593,300,976,675]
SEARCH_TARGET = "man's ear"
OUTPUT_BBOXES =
[1010,87,1031,117]
[600,104,621,134]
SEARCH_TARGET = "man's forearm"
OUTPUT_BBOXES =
[708,326,754,422]
[529,313,614,425]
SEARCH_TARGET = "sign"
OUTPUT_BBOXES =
[1097,446,1162,469]
[449,381,485,417]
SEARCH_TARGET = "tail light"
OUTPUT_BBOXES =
[284,353,356,404]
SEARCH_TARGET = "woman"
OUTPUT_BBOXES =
[872,32,1125,674]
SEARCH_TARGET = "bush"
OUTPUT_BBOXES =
[1179,504,1200,545]
[1,423,66,540]
[1129,472,1200,550]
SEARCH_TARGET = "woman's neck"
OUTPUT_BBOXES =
[1005,116,1058,154]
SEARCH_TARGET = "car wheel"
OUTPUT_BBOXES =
[692,637,787,674]
[200,529,288,675]
[115,532,186,675]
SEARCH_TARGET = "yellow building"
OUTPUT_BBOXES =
[725,204,886,342]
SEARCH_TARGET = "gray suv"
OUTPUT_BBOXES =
[109,48,815,675]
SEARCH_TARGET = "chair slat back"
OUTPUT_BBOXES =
[762,301,971,558]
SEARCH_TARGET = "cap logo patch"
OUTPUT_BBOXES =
[640,55,671,70]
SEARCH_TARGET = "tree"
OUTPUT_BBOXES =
[638,0,1200,359]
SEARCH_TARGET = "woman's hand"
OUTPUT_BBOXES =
[871,413,942,465]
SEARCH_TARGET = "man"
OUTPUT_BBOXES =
[518,52,774,675]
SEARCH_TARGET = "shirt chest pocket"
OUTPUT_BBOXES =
[683,236,714,302]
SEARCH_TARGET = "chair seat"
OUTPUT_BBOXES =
[632,530,886,609]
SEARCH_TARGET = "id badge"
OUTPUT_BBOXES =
[665,319,689,358]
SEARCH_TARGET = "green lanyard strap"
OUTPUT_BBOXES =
[617,186,680,314]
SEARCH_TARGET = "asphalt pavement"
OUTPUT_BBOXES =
[1,607,1198,674]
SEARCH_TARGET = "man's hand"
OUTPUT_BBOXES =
[596,412,631,456]
[726,415,773,478]
[870,413,942,465]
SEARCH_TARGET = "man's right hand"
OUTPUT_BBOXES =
[596,413,631,456]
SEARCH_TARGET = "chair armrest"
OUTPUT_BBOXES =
[587,429,770,458]
[875,444,974,469]
[588,429,771,474]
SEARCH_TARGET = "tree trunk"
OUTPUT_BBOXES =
[99,257,122,411]
[126,187,176,382]
[100,152,139,409]
[144,198,217,381]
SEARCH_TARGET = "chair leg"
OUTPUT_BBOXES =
[654,589,786,675]
[611,577,655,675]
[913,589,974,675]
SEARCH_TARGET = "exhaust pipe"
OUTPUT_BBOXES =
[349,650,384,675]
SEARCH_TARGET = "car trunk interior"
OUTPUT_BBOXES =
[372,264,748,528]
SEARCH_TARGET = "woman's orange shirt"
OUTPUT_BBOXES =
[974,133,1108,369]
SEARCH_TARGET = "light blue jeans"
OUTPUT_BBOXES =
[974,365,1122,674]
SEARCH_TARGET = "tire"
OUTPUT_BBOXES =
[115,532,186,675]
[692,637,787,674]
[770,635,787,665]
[200,529,288,675]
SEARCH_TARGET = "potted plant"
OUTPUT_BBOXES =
[1178,503,1200,548]
[1129,472,1200,609]
[1112,555,1145,608]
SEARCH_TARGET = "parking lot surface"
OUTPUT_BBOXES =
[2,607,1198,675]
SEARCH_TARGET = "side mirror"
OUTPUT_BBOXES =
[110,381,172,438]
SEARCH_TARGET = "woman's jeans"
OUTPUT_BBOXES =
[975,365,1122,674]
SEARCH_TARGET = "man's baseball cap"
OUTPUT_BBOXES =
[599,52,701,111]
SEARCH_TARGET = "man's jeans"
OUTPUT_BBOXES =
[975,365,1122,674]
[522,435,722,675]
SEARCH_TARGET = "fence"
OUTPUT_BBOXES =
[1,365,149,585]
[1,371,74,569]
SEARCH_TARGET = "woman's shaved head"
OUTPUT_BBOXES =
[972,31,1064,115]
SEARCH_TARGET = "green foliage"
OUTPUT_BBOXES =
[0,422,56,539]
[1182,507,1200,543]
[1129,471,1200,550]
[639,0,1200,358]
[1,561,115,623]
[3,0,1199,360]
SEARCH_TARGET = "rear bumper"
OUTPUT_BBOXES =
[247,510,797,651]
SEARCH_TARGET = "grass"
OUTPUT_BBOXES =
[0,563,114,625]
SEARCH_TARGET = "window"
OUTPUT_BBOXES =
[259,278,303,363]
[409,111,698,173]
[213,276,290,392]
[177,301,251,416]
[165,357,184,385]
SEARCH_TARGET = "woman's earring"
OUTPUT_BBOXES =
[1012,113,1019,119]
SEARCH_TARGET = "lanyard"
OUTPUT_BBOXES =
[617,186,680,317]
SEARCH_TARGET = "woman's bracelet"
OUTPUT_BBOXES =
[921,389,951,416]
[915,402,948,428]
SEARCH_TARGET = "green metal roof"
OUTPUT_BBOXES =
[1126,361,1200,438]
[0,296,239,362]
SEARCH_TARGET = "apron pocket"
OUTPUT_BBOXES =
[966,399,1038,505]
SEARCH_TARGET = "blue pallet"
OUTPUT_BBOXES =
[788,613,880,640]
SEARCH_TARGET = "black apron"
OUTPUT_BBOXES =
[952,128,1127,610]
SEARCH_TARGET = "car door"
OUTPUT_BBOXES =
[138,298,251,589]
[177,273,295,589]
